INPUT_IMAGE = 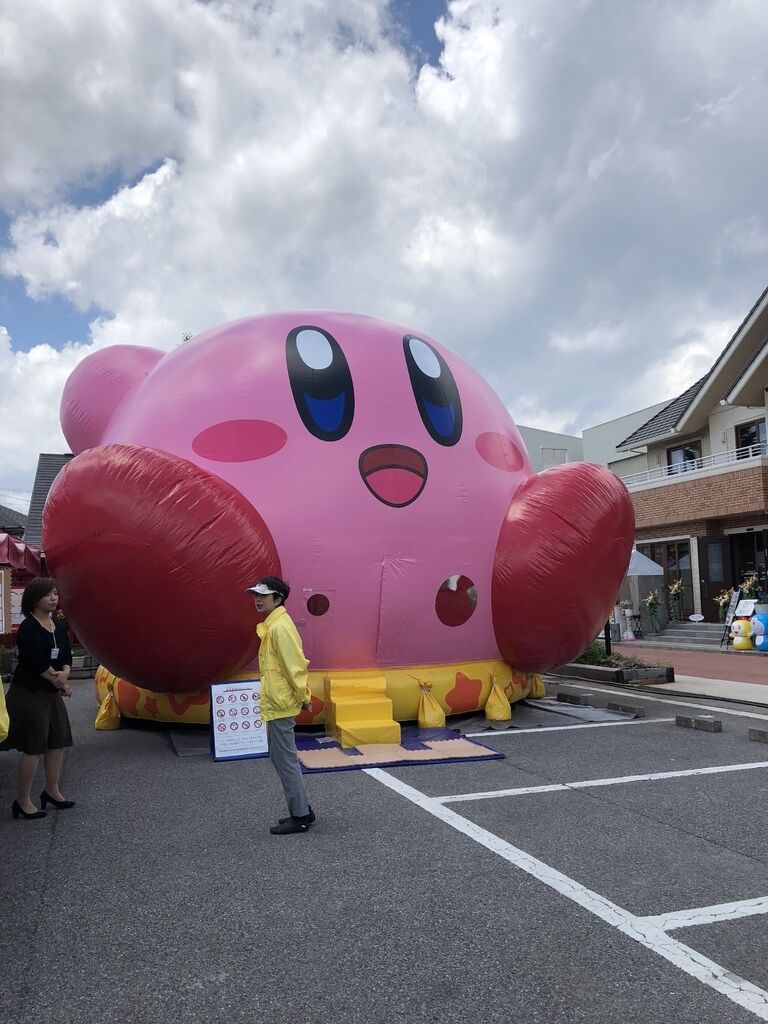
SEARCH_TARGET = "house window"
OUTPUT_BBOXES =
[666,441,701,474]
[736,419,766,458]
[706,542,724,583]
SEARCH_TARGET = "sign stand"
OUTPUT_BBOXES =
[210,679,269,761]
[719,589,742,650]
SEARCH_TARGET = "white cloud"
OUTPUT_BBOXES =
[549,323,625,354]
[2,0,768,501]
[719,217,768,259]
[0,327,89,507]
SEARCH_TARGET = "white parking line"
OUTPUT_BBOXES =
[560,682,768,721]
[465,717,674,738]
[366,767,768,1021]
[639,896,768,932]
[436,759,768,803]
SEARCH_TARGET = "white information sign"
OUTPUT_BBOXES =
[210,679,269,762]
[11,587,23,627]
[735,599,756,618]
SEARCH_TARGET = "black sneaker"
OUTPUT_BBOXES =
[278,805,315,826]
[270,817,311,835]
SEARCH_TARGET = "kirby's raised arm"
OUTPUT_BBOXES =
[491,462,635,671]
[43,443,280,692]
[61,345,164,454]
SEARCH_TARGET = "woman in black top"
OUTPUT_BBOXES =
[1,577,75,819]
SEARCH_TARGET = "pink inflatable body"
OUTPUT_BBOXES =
[44,312,634,720]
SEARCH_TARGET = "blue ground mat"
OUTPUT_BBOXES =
[294,725,506,773]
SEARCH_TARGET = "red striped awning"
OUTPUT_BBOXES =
[0,532,41,575]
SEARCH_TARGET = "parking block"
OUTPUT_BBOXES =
[607,702,646,718]
[675,714,723,733]
[747,728,768,745]
[557,688,594,706]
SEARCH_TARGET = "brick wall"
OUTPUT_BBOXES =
[631,466,768,534]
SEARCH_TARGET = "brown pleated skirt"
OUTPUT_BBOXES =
[0,684,73,756]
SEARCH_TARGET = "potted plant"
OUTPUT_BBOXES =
[741,575,760,600]
[619,599,636,640]
[739,575,768,614]
[667,578,684,621]
[643,589,660,633]
[714,588,736,623]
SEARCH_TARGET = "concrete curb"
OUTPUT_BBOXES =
[557,663,675,686]
[549,672,768,711]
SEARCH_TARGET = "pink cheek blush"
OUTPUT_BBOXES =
[192,420,287,463]
[475,432,525,472]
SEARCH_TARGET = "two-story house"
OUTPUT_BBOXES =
[583,284,768,621]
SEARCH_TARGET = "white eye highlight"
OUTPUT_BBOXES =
[408,337,441,378]
[296,329,333,369]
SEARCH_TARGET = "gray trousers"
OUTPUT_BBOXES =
[267,717,310,819]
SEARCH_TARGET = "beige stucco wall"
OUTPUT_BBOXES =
[608,452,647,478]
[582,400,669,469]
[517,426,583,472]
[708,403,767,454]
[643,430,712,470]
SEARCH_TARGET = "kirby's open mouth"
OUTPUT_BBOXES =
[359,444,428,507]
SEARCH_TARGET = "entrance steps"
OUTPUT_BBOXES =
[650,622,725,647]
[611,619,768,653]
[323,673,401,747]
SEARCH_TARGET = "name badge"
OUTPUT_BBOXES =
[51,647,60,660]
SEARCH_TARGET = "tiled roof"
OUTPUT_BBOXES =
[25,453,74,548]
[617,376,708,449]
[0,503,28,537]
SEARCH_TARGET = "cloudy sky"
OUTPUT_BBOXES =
[2,0,768,513]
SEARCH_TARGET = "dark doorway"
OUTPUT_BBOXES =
[698,538,732,621]
[730,530,767,593]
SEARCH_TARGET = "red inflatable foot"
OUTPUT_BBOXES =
[492,463,634,672]
[43,444,281,692]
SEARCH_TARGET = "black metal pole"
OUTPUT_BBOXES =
[604,620,612,656]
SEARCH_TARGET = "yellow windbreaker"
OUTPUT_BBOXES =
[256,606,311,722]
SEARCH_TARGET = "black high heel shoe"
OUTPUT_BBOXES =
[11,800,47,820]
[40,790,76,810]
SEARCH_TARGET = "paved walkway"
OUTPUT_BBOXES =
[608,644,768,705]
[614,644,768,686]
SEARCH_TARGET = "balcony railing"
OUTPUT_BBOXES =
[619,443,768,490]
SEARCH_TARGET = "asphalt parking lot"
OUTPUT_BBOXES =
[3,680,768,1024]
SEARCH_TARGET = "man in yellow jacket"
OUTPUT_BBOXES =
[247,576,315,835]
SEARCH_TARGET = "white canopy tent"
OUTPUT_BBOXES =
[625,549,664,578]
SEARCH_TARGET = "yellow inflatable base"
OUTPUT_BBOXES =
[94,660,545,727]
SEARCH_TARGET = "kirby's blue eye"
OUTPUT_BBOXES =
[403,335,462,446]
[286,327,354,441]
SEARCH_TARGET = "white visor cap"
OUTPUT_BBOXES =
[245,583,280,596]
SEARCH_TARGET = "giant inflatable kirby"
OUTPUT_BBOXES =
[44,312,634,728]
